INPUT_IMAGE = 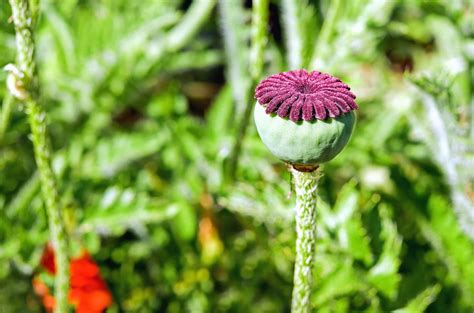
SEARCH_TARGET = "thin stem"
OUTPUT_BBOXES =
[167,0,216,51]
[290,167,321,313]
[250,0,269,80]
[227,0,269,180]
[5,172,40,218]
[7,0,69,312]
[310,0,342,69]
[218,0,250,117]
[0,93,15,142]
[26,100,70,313]
[469,59,474,140]
[281,0,303,69]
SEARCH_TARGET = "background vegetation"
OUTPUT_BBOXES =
[0,0,473,312]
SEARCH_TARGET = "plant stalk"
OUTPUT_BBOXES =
[310,0,342,68]
[281,0,303,69]
[0,93,14,142]
[227,0,269,180]
[290,166,321,313]
[7,0,69,312]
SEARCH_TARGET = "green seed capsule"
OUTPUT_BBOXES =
[254,70,358,168]
[254,103,356,166]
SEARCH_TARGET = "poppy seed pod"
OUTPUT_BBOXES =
[254,69,357,168]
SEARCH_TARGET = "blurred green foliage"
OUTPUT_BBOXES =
[1,0,473,312]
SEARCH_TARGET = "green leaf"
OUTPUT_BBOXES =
[313,261,367,308]
[413,195,474,305]
[43,5,77,73]
[80,186,178,235]
[338,217,373,265]
[326,180,359,229]
[394,285,441,313]
[206,85,234,139]
[79,128,170,179]
[170,202,197,242]
[368,205,402,299]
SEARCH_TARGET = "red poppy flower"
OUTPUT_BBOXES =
[68,252,112,313]
[70,253,101,287]
[36,244,112,313]
[70,289,112,313]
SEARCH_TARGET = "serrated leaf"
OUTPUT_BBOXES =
[414,195,474,305]
[338,217,373,265]
[313,262,367,307]
[368,205,402,298]
[328,180,359,229]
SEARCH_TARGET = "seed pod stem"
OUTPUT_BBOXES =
[254,69,357,311]
[290,167,321,313]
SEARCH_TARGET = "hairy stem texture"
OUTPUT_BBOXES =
[8,1,69,312]
[291,167,321,313]
[26,100,69,313]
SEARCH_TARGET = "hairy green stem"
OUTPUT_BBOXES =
[7,0,69,312]
[290,167,321,313]
[26,100,69,313]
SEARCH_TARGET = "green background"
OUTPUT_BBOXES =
[0,0,473,312]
